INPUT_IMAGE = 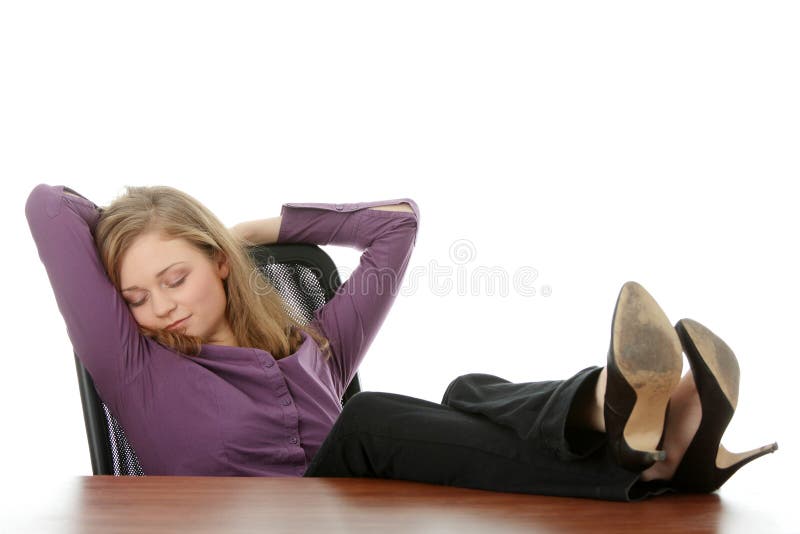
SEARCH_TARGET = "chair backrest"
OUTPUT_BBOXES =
[73,243,361,476]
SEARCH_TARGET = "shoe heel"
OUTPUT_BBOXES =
[693,442,779,492]
[717,442,778,471]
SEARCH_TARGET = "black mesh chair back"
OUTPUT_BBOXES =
[73,243,361,476]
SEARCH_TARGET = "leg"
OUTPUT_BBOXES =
[440,366,609,461]
[305,371,653,501]
[440,363,705,485]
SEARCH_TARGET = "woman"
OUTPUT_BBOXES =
[25,183,777,501]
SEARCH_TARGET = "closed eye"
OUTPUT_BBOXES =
[128,276,186,308]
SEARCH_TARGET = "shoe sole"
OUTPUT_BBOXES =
[676,318,739,409]
[612,281,683,455]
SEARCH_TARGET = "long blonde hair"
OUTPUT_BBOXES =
[93,185,332,361]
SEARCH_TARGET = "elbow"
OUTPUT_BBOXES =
[399,199,420,244]
[25,184,55,225]
[400,198,420,224]
[400,198,420,238]
[408,198,420,232]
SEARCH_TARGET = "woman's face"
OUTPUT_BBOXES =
[118,231,236,346]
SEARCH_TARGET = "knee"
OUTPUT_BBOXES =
[339,391,387,422]
[441,373,506,404]
[442,376,464,404]
[338,391,420,431]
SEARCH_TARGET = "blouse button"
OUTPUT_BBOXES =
[335,204,343,211]
[281,398,292,406]
[289,437,298,444]
[265,360,274,368]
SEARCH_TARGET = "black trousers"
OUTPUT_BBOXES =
[304,366,673,501]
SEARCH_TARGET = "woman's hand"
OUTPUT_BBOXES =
[228,216,283,246]
[228,224,250,244]
[369,202,414,213]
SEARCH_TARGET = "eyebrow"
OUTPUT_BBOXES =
[122,262,187,292]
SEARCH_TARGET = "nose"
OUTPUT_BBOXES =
[152,291,178,319]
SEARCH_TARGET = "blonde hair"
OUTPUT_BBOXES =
[93,185,332,361]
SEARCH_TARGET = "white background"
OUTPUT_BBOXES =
[2,1,798,530]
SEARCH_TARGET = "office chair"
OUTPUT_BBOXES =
[73,243,362,476]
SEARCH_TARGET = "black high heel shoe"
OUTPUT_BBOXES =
[670,318,778,493]
[604,281,684,472]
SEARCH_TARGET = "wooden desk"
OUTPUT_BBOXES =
[6,476,792,533]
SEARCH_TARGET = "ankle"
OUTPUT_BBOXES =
[641,372,702,482]
[593,367,607,432]
[640,460,672,482]
[565,367,606,433]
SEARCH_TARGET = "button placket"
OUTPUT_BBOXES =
[256,349,302,459]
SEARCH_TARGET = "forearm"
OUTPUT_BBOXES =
[231,216,283,245]
[233,203,410,245]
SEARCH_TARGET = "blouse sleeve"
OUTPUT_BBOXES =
[25,184,150,409]
[275,198,419,399]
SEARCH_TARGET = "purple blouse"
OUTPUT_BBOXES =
[25,184,419,476]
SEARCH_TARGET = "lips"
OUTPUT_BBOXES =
[167,316,190,331]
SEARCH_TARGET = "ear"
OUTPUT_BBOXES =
[215,251,230,280]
